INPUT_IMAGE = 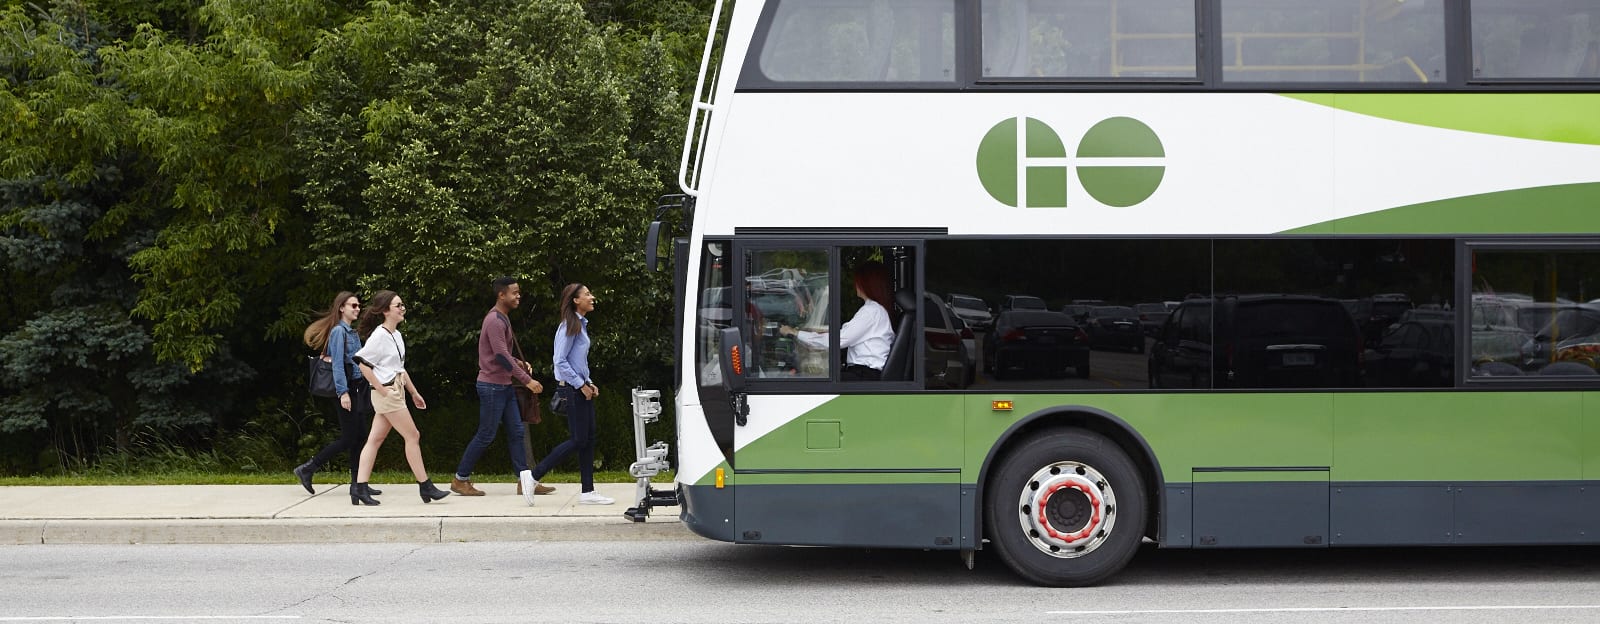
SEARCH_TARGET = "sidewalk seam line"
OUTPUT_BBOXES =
[272,486,333,518]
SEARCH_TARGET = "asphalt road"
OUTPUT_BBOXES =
[6,541,1600,623]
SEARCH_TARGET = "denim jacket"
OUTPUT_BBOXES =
[327,321,363,397]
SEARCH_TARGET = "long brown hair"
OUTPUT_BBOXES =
[559,283,586,336]
[303,291,357,353]
[358,290,399,340]
[854,261,893,313]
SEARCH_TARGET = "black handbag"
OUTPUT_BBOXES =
[549,391,569,415]
[348,376,374,416]
[307,355,336,398]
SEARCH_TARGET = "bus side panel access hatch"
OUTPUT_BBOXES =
[1192,469,1330,548]
[733,477,962,549]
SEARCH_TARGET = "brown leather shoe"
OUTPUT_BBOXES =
[515,482,557,495]
[450,477,485,496]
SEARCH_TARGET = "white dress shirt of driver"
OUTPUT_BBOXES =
[354,326,406,385]
[797,299,894,370]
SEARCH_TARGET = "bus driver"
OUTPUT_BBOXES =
[781,261,896,381]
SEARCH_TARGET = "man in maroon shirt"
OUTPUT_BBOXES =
[453,277,553,505]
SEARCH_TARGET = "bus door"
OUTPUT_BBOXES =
[725,239,968,550]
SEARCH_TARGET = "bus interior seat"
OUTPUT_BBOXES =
[1538,361,1597,376]
[881,289,918,381]
[1474,361,1523,376]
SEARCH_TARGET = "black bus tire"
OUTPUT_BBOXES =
[984,428,1146,587]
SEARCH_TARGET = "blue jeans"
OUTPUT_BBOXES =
[455,382,529,479]
[532,385,596,492]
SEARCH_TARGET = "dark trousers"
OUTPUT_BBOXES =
[842,364,882,381]
[309,391,366,483]
[532,385,596,492]
[455,381,529,479]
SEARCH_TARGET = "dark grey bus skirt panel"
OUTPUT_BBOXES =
[682,482,966,550]
[678,483,737,543]
[1162,481,1600,548]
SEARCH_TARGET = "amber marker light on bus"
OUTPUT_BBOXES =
[715,467,725,488]
[729,345,743,376]
[992,400,1014,411]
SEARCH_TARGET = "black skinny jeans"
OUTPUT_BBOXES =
[308,389,367,483]
[532,385,597,492]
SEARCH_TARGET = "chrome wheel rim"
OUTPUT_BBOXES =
[1015,461,1117,558]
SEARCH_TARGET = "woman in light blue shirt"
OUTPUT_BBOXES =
[525,283,612,505]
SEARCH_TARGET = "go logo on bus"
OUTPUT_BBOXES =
[976,116,1165,208]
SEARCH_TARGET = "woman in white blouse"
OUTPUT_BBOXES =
[782,261,896,381]
[350,290,449,505]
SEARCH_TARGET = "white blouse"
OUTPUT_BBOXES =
[354,326,407,385]
[798,299,895,370]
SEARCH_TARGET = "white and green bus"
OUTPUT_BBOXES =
[635,0,1600,586]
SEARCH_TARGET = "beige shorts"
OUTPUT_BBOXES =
[371,376,408,414]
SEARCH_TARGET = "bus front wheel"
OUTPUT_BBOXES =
[985,428,1146,587]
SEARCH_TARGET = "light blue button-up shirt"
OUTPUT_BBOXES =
[553,314,592,388]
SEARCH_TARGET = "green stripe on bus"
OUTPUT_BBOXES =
[733,472,963,486]
[1282,183,1600,234]
[731,390,1595,485]
[1283,93,1600,146]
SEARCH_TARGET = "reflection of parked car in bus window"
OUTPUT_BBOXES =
[1002,295,1048,311]
[984,310,1090,380]
[1521,304,1600,371]
[923,294,975,389]
[1060,304,1092,323]
[1134,303,1170,336]
[1366,320,1453,387]
[1084,306,1144,353]
[1151,295,1362,389]
[947,293,994,331]
[1148,300,1211,389]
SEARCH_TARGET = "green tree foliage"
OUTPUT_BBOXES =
[1,4,255,468]
[296,0,680,393]
[2,0,708,474]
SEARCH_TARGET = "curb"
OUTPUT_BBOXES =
[1,517,692,546]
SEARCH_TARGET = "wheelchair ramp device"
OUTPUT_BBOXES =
[624,388,678,522]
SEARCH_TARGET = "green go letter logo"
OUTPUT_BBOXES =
[976,116,1166,208]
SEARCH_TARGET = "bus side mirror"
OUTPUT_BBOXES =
[644,221,664,272]
[718,327,748,393]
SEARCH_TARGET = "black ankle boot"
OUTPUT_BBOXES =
[418,479,450,503]
[293,461,316,494]
[349,473,381,496]
[350,482,380,506]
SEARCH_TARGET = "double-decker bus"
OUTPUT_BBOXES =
[636,0,1600,586]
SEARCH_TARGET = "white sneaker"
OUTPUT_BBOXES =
[518,470,536,507]
[578,491,614,505]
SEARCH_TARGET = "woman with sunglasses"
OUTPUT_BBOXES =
[350,291,450,505]
[293,292,381,497]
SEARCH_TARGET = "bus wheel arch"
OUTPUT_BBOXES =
[975,408,1164,585]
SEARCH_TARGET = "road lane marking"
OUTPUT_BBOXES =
[0,618,300,622]
[1048,605,1600,615]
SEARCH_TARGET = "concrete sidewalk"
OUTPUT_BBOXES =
[0,481,688,545]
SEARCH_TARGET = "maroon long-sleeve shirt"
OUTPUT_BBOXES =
[478,310,535,385]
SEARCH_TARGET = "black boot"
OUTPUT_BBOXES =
[349,469,381,496]
[350,482,380,506]
[293,461,316,494]
[418,479,450,503]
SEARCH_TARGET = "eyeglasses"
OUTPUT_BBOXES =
[347,303,361,309]
[395,303,407,310]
